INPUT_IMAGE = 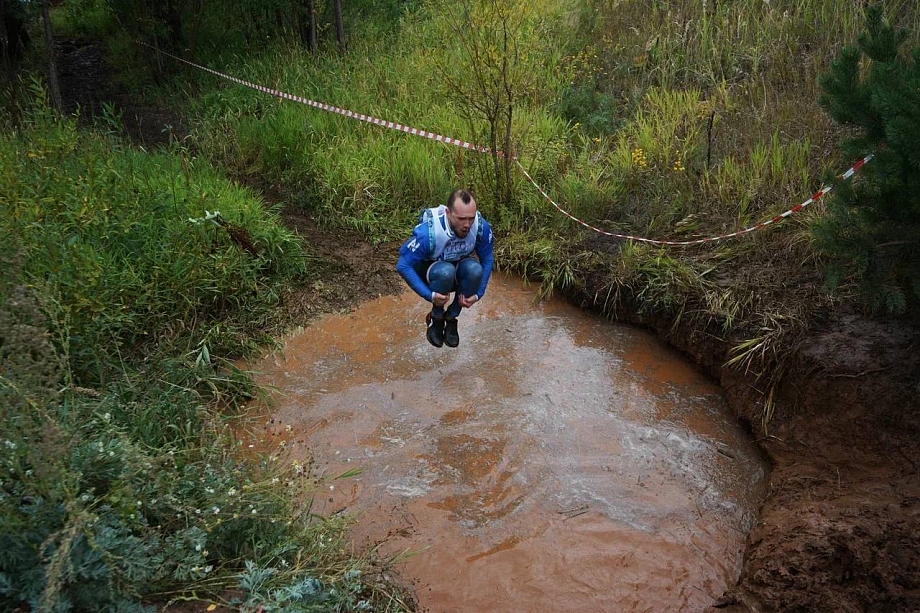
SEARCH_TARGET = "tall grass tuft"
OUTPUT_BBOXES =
[2,86,304,386]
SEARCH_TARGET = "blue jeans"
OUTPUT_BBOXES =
[422,257,483,319]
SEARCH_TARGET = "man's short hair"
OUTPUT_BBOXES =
[447,189,475,211]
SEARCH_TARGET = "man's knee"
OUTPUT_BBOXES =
[456,258,483,285]
[427,261,457,293]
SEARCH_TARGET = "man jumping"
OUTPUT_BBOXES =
[396,189,494,348]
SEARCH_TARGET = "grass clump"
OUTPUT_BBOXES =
[2,85,303,386]
[0,91,412,612]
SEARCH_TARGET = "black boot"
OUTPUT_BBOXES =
[444,318,459,348]
[426,312,445,348]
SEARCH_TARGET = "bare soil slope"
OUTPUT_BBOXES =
[730,313,920,612]
[569,276,920,613]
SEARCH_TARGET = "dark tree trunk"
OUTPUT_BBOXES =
[1,0,11,86]
[164,0,184,47]
[41,0,62,111]
[188,0,207,57]
[502,102,513,205]
[333,0,345,53]
[307,0,317,55]
[293,0,304,46]
[1,0,29,91]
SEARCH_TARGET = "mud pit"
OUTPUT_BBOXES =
[246,274,768,612]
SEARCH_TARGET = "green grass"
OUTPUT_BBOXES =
[150,0,919,256]
[176,0,574,240]
[2,88,305,385]
[0,90,412,612]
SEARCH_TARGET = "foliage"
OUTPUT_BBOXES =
[552,84,621,136]
[174,0,574,240]
[0,349,387,612]
[816,5,920,315]
[52,0,117,40]
[495,230,595,299]
[0,94,411,612]
[611,242,706,317]
[0,86,304,386]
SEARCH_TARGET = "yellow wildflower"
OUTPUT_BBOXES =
[631,148,648,169]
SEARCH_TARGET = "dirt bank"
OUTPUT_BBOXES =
[569,277,920,613]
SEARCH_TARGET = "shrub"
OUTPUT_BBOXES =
[816,6,920,314]
[553,83,621,136]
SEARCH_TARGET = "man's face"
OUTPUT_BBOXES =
[447,198,477,238]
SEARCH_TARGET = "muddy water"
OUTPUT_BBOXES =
[246,273,767,612]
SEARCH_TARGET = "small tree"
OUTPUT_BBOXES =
[437,0,543,218]
[816,5,920,315]
[301,0,318,55]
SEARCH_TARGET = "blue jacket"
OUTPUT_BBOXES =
[396,209,494,301]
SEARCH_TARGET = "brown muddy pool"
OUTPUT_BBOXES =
[244,273,767,612]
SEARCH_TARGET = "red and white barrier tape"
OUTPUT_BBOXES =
[139,42,491,154]
[144,42,871,247]
[516,155,872,246]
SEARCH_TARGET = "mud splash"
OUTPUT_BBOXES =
[246,273,767,612]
